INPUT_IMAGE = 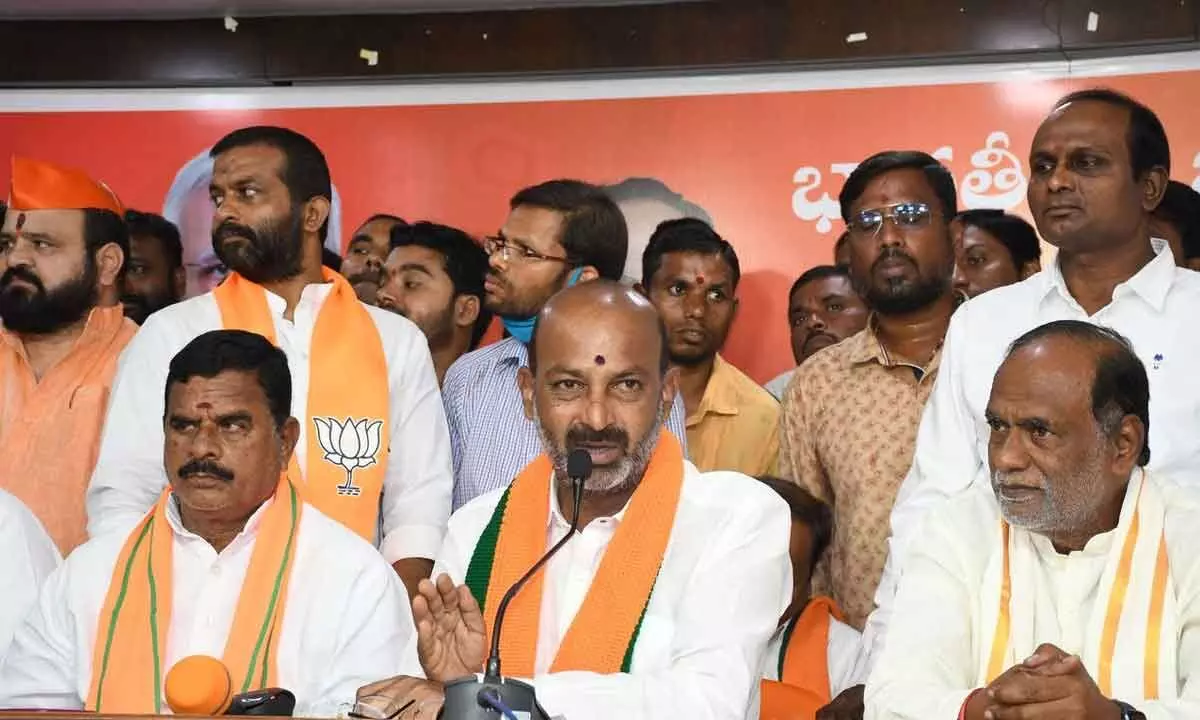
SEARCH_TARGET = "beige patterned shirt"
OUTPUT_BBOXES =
[778,321,942,630]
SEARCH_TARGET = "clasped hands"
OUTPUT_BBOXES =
[355,574,486,719]
[964,643,1122,720]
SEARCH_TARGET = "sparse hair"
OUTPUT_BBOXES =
[1007,320,1150,466]
[641,218,741,290]
[1052,88,1170,179]
[165,330,293,430]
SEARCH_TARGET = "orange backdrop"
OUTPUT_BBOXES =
[1,68,1198,382]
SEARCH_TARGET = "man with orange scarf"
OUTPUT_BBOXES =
[867,322,1200,720]
[86,126,452,597]
[0,330,412,714]
[357,280,791,720]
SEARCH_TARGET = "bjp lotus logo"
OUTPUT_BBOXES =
[313,417,383,497]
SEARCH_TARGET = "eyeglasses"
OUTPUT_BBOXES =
[847,202,938,238]
[484,235,574,265]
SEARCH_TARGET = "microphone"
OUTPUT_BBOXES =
[441,447,593,720]
[164,655,297,716]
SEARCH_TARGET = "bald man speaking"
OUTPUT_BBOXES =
[358,280,791,720]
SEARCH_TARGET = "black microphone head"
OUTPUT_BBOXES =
[567,448,593,481]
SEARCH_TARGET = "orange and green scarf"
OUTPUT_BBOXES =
[213,269,388,542]
[760,596,843,719]
[86,475,302,713]
[464,430,684,676]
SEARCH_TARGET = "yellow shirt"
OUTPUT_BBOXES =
[684,354,780,477]
[0,306,137,554]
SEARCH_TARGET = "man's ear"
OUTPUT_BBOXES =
[517,366,536,421]
[1140,166,1169,213]
[454,294,481,330]
[171,265,188,300]
[96,243,125,289]
[1113,413,1146,477]
[302,196,332,238]
[279,416,302,465]
[661,366,680,422]
[569,266,599,286]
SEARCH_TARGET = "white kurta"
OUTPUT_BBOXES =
[402,461,792,720]
[85,282,453,563]
[0,496,414,717]
[865,242,1200,671]
[865,480,1200,720]
[0,489,60,662]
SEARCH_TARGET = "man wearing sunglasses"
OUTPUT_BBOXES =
[442,179,688,511]
[778,150,960,718]
[866,88,1200,688]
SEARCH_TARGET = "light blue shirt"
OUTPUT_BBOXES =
[443,337,689,510]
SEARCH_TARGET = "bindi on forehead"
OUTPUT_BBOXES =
[594,355,606,366]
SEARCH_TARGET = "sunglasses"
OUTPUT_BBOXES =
[847,202,938,237]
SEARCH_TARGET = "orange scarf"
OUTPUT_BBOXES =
[213,270,388,542]
[466,430,684,677]
[760,596,843,720]
[86,475,302,713]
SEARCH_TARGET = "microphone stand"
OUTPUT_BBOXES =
[440,452,590,720]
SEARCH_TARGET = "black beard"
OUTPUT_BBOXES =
[212,208,305,285]
[0,262,98,334]
[865,274,950,315]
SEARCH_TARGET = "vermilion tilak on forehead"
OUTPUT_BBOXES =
[594,355,606,366]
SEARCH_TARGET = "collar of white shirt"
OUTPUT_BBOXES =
[165,492,275,551]
[546,474,631,532]
[1040,238,1175,313]
[258,280,337,319]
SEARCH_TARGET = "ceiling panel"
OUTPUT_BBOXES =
[0,0,694,20]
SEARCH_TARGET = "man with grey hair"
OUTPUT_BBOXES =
[163,146,345,296]
[867,320,1200,720]
[356,280,791,720]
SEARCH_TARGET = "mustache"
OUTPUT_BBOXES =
[803,330,837,348]
[565,424,629,449]
[871,247,918,273]
[0,266,44,294]
[213,219,259,246]
[178,458,235,483]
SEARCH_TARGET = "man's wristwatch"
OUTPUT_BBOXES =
[1113,700,1146,720]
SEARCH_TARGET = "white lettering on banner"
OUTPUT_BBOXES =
[1192,151,1200,192]
[790,132,1027,235]
[961,132,1027,210]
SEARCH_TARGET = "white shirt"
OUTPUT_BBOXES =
[764,369,796,403]
[85,283,453,563]
[865,481,1200,720]
[404,461,792,720]
[747,614,862,718]
[865,243,1200,670]
[0,496,413,717]
[0,489,60,663]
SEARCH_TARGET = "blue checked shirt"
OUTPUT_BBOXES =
[443,337,689,510]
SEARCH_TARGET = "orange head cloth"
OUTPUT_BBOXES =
[7,156,124,215]
[164,655,234,716]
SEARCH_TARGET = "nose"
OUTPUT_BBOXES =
[5,238,34,268]
[487,249,508,273]
[989,427,1029,475]
[1046,161,1075,193]
[877,220,905,250]
[583,387,613,431]
[952,262,969,293]
[366,255,383,272]
[682,290,706,319]
[190,421,222,460]
[805,313,827,332]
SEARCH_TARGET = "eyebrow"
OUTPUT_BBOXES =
[2,230,54,242]
[397,263,434,277]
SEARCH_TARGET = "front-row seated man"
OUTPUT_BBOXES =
[359,280,792,719]
[755,477,862,719]
[867,320,1200,719]
[0,330,412,715]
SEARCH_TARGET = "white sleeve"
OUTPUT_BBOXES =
[85,319,174,540]
[827,619,864,697]
[0,561,83,708]
[298,559,415,718]
[529,497,791,720]
[378,326,453,564]
[863,509,978,720]
[0,493,61,661]
[861,306,986,675]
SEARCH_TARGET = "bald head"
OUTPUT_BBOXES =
[518,279,679,496]
[527,279,669,376]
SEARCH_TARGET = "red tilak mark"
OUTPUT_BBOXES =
[594,355,606,365]
[695,274,705,285]
[14,213,26,233]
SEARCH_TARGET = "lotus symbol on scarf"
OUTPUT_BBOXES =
[313,417,383,497]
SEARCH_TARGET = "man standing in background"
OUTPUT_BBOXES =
[641,218,779,476]
[1150,179,1200,271]
[950,209,1041,298]
[765,265,868,401]
[779,150,959,636]
[121,209,185,325]
[0,157,138,553]
[377,221,492,386]
[342,213,407,305]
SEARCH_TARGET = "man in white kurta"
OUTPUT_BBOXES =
[0,489,59,662]
[866,321,1200,720]
[865,89,1200,672]
[0,330,413,716]
[85,127,452,595]
[359,281,791,720]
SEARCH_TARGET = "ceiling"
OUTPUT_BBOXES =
[0,0,689,19]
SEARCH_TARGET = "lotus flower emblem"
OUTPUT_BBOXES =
[312,416,383,497]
